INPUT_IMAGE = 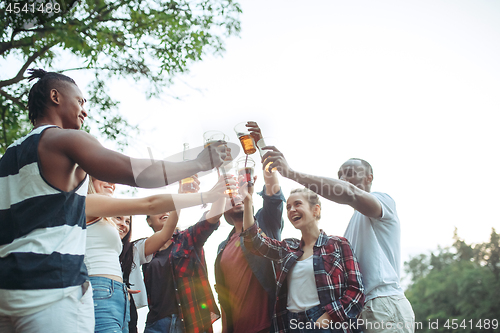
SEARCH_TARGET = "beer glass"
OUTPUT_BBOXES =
[234,122,257,155]
[180,143,197,193]
[237,156,255,187]
[203,131,230,176]
[256,137,278,172]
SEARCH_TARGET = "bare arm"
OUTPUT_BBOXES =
[49,128,226,188]
[144,210,180,256]
[262,147,382,218]
[246,121,281,196]
[85,176,235,220]
[243,182,256,231]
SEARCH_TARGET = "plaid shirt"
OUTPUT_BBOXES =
[148,215,220,333]
[242,223,365,333]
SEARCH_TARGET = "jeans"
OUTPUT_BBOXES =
[288,305,346,333]
[90,276,130,333]
[0,281,94,333]
[144,314,183,333]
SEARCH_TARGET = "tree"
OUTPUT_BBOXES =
[0,0,241,154]
[404,228,500,332]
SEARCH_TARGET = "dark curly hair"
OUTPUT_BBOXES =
[27,68,77,125]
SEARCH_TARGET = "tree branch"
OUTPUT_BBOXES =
[0,89,26,110]
[0,43,54,88]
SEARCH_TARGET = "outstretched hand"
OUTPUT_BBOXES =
[261,146,292,178]
[178,174,200,193]
[196,141,228,171]
[239,174,257,201]
[246,121,263,143]
[206,174,237,202]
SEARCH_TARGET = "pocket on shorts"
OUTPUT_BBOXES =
[92,282,113,300]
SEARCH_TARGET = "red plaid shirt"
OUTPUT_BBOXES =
[242,223,365,333]
[164,216,221,333]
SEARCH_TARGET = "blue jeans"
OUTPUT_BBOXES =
[144,314,182,333]
[90,276,130,333]
[287,305,343,333]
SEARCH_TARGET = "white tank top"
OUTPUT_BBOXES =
[84,219,123,277]
[287,255,320,312]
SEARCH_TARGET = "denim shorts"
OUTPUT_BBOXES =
[144,314,183,333]
[287,305,348,333]
[90,276,130,333]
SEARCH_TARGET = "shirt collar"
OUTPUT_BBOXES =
[288,229,329,249]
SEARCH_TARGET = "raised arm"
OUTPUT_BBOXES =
[144,210,180,257]
[143,175,202,256]
[45,128,227,188]
[262,147,382,218]
[246,121,280,196]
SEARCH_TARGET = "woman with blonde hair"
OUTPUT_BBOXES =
[242,184,364,333]
[85,175,233,333]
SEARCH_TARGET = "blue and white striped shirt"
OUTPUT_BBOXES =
[0,125,89,315]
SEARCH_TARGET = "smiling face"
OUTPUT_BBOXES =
[54,83,88,130]
[286,192,320,230]
[114,216,131,240]
[147,212,170,232]
[92,179,116,197]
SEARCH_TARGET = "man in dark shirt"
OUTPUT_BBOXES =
[215,122,285,333]
[143,188,226,333]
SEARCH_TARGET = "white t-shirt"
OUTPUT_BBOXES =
[84,219,123,278]
[343,192,404,301]
[129,238,153,308]
[286,255,320,312]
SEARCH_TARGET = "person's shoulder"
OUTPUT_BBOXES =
[284,237,300,248]
[371,192,395,204]
[40,127,97,149]
[323,234,349,246]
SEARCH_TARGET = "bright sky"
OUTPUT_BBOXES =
[5,0,500,332]
[106,1,500,330]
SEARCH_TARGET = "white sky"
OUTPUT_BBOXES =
[4,0,500,332]
[111,1,500,330]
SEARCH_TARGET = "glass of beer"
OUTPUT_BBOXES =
[180,143,197,193]
[234,122,257,155]
[256,137,278,173]
[237,156,255,187]
[203,131,230,176]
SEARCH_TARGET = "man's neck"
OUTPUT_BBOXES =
[35,115,62,129]
[233,220,243,233]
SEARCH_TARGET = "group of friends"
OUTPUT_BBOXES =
[0,69,415,333]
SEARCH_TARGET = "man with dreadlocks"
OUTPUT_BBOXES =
[0,69,227,332]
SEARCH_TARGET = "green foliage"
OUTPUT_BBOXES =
[405,228,500,332]
[0,0,241,154]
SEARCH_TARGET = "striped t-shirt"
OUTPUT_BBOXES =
[0,125,89,316]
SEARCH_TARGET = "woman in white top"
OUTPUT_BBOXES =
[85,175,233,333]
[242,185,365,333]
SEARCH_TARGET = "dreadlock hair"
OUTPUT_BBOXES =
[290,188,322,220]
[27,68,77,125]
